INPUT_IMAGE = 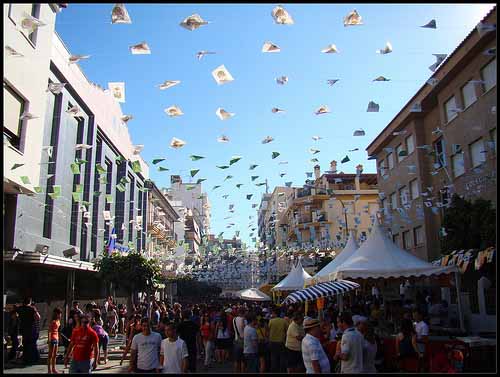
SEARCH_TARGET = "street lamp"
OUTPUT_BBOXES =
[335,198,350,242]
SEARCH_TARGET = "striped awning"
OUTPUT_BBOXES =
[283,280,360,304]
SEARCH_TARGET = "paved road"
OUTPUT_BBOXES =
[4,332,234,374]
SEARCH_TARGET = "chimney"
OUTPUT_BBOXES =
[314,165,321,179]
[330,160,337,173]
[355,164,363,190]
[356,164,363,175]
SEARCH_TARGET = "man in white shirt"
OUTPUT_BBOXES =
[301,317,330,374]
[233,308,247,373]
[243,313,259,373]
[413,309,429,372]
[160,323,188,373]
[129,318,162,373]
[335,312,364,373]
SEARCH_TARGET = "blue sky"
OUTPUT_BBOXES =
[55,3,495,246]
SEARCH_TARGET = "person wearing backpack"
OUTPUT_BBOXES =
[232,308,247,373]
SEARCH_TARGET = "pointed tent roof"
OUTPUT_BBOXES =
[237,287,271,301]
[309,231,359,284]
[272,259,312,291]
[331,222,457,280]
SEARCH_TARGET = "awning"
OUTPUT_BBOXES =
[4,250,97,272]
[283,280,360,304]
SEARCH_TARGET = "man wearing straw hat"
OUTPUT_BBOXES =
[301,317,331,373]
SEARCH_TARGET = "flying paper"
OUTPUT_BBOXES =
[315,106,330,115]
[262,136,274,144]
[75,144,92,151]
[224,175,233,181]
[47,82,66,94]
[229,156,242,165]
[309,148,320,154]
[130,42,151,55]
[216,165,229,169]
[271,108,285,113]
[271,5,294,25]
[312,136,322,141]
[11,163,24,170]
[196,178,206,184]
[212,65,234,85]
[276,76,288,85]
[190,155,205,161]
[180,14,209,31]
[341,156,350,163]
[111,3,132,24]
[121,115,133,123]
[165,106,183,117]
[170,137,186,149]
[427,78,439,87]
[428,54,447,72]
[376,42,392,54]
[108,82,125,103]
[131,160,142,173]
[20,12,46,33]
[196,50,216,60]
[272,152,280,159]
[5,46,24,57]
[367,101,380,112]
[262,41,281,53]
[216,108,235,120]
[19,111,38,120]
[321,44,339,53]
[410,103,423,112]
[373,76,390,82]
[190,169,200,178]
[236,184,243,188]
[158,167,169,172]
[353,129,365,136]
[69,55,90,64]
[327,79,339,86]
[157,80,180,90]
[152,158,165,164]
[249,164,258,170]
[476,22,496,35]
[217,135,230,143]
[344,9,363,26]
[420,19,436,29]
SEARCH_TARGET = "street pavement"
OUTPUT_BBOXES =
[4,331,234,374]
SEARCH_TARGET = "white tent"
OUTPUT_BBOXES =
[330,222,464,331]
[308,231,359,284]
[271,259,312,291]
[331,222,457,280]
[237,288,271,301]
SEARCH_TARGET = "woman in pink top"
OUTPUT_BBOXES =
[48,307,62,374]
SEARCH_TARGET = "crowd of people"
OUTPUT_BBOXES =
[4,289,460,374]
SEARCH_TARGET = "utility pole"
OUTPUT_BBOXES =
[265,179,269,194]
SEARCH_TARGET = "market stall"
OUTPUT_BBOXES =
[282,279,360,304]
[271,259,312,292]
[237,287,272,301]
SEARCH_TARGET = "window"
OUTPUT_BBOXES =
[8,4,41,46]
[3,83,25,150]
[433,138,446,168]
[413,226,424,245]
[396,144,406,162]
[403,230,412,250]
[392,233,400,246]
[390,192,398,210]
[461,81,477,109]
[405,134,415,155]
[399,186,409,206]
[378,158,386,176]
[410,179,419,199]
[444,96,458,123]
[451,153,465,178]
[469,139,486,168]
[387,152,394,169]
[481,58,496,92]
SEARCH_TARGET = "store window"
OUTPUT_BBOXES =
[387,152,395,169]
[461,81,477,109]
[396,144,406,162]
[402,230,412,250]
[451,153,465,178]
[413,226,424,245]
[405,134,415,155]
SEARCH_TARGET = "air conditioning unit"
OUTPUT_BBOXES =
[63,247,79,258]
[35,244,50,255]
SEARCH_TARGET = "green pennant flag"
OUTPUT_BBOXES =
[272,152,280,159]
[93,191,101,197]
[152,158,165,165]
[116,155,126,165]
[217,165,229,169]
[95,164,107,175]
[184,243,190,251]
[246,194,253,200]
[81,200,91,206]
[398,150,408,157]
[99,176,107,184]
[158,166,169,172]
[11,163,24,170]
[190,169,200,177]
[310,158,319,163]
[236,184,243,188]
[190,155,205,161]
[196,178,206,184]
[197,195,204,199]
[75,158,87,165]
[120,177,131,184]
[279,173,286,177]
[33,186,43,194]
[255,182,266,186]
[229,156,242,165]
[285,181,292,187]
[212,185,221,190]
[224,175,233,181]
[341,155,350,163]
[186,185,196,190]
[138,187,150,192]
[116,183,126,192]
[72,192,81,202]
[106,194,113,203]
[251,176,259,181]
[70,163,80,174]
[75,184,83,193]
[249,164,258,170]
[131,160,142,173]
[49,185,61,199]
[20,176,31,185]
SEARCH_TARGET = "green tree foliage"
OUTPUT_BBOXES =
[174,276,222,298]
[441,194,496,254]
[95,252,163,296]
